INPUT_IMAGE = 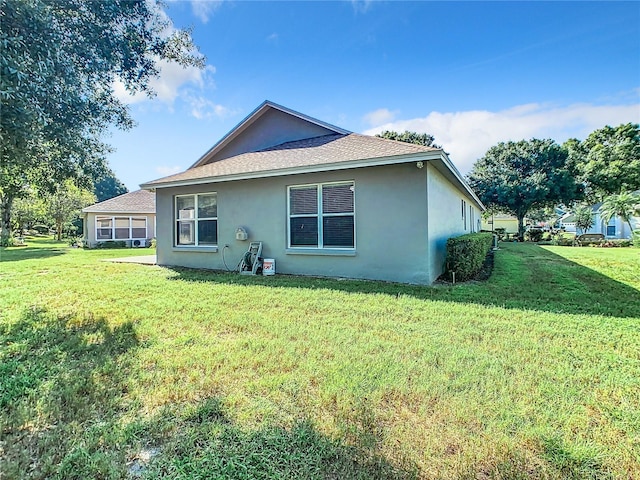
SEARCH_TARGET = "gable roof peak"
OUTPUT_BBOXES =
[190,100,351,169]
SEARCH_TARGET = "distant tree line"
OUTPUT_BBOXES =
[379,123,640,239]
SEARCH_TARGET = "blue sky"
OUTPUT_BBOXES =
[110,1,640,191]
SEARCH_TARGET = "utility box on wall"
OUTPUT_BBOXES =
[235,227,248,241]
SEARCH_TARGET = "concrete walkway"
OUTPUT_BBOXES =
[106,255,157,265]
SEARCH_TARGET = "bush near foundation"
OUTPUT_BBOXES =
[524,228,544,242]
[94,241,127,249]
[445,232,493,282]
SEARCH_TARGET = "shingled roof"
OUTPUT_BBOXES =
[142,133,439,188]
[82,189,155,214]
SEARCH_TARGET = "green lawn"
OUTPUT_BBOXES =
[1,238,638,479]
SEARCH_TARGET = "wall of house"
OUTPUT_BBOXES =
[209,109,337,163]
[155,163,439,284]
[586,212,636,239]
[84,212,156,248]
[425,163,480,282]
[480,217,519,233]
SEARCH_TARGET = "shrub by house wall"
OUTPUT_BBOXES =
[445,232,493,282]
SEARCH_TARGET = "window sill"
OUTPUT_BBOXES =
[285,248,356,256]
[172,246,218,252]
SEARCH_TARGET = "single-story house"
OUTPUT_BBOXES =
[82,189,156,247]
[481,213,524,233]
[560,203,637,239]
[141,101,484,284]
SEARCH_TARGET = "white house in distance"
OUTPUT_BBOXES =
[82,190,156,247]
[559,201,638,238]
[141,101,484,284]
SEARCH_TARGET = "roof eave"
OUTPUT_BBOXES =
[189,100,351,169]
[432,152,486,211]
[82,209,155,214]
[142,150,447,190]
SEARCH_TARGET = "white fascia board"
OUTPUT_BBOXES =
[189,101,271,169]
[435,153,486,211]
[189,100,351,169]
[142,151,444,190]
[83,209,155,214]
[267,101,351,135]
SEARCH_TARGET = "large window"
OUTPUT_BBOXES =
[175,193,217,246]
[288,181,355,249]
[96,216,147,240]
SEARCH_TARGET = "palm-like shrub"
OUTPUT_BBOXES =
[599,191,639,234]
[574,204,595,234]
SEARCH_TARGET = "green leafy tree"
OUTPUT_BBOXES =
[467,139,582,240]
[11,192,46,236]
[573,204,595,234]
[0,0,203,242]
[565,123,640,201]
[527,206,558,227]
[93,168,129,202]
[599,191,639,234]
[45,181,96,240]
[376,131,441,148]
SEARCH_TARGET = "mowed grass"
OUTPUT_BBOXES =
[1,238,638,479]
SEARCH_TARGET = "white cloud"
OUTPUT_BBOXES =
[156,165,183,176]
[187,95,237,120]
[111,3,224,114]
[362,108,398,127]
[191,0,223,23]
[113,62,215,106]
[351,0,373,14]
[266,33,279,42]
[363,102,640,174]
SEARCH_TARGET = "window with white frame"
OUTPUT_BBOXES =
[288,181,355,248]
[95,216,148,240]
[461,199,467,230]
[175,193,217,246]
[606,224,616,236]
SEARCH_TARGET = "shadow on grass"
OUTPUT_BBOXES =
[127,397,418,480]
[0,307,139,479]
[164,243,639,318]
[0,245,66,262]
[0,310,414,479]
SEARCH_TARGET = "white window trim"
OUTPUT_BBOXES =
[174,192,218,247]
[95,216,148,241]
[462,199,467,230]
[287,180,356,250]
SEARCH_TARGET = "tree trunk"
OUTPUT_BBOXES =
[56,221,63,241]
[1,195,14,243]
[517,214,525,241]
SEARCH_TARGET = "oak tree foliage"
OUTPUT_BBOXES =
[376,131,442,149]
[467,139,582,239]
[93,168,129,203]
[565,123,640,201]
[0,0,203,241]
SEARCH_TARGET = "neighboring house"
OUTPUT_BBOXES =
[481,214,522,233]
[82,190,156,247]
[141,101,484,284]
[559,203,638,238]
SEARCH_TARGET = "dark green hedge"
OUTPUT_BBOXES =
[94,241,127,249]
[445,232,493,282]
